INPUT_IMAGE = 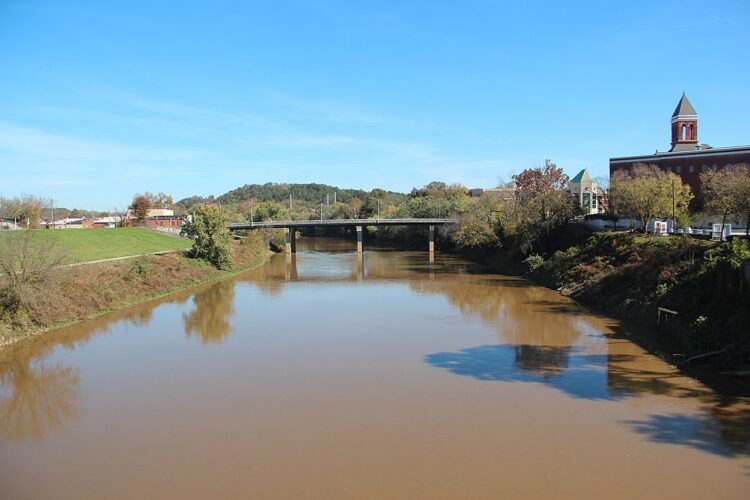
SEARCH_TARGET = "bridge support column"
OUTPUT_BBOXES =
[285,227,297,254]
[285,253,297,281]
[356,225,363,253]
[428,225,435,253]
[357,253,364,281]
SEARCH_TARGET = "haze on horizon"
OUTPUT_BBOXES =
[1,0,748,210]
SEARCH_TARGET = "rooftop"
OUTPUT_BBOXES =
[672,92,697,118]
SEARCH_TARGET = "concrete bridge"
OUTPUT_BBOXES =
[228,218,459,253]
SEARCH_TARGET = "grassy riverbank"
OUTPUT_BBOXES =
[0,227,192,263]
[0,233,271,350]
[459,230,750,375]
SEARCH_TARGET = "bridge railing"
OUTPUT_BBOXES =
[228,218,460,229]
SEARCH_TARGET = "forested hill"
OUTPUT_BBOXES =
[178,183,406,209]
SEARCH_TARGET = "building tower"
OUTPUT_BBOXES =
[670,93,698,152]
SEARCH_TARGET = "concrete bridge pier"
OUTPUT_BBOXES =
[285,253,298,281]
[357,253,364,281]
[428,225,435,253]
[356,226,363,254]
[285,227,297,254]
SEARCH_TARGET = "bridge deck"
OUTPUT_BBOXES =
[228,218,459,230]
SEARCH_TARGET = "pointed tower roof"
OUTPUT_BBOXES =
[672,93,697,118]
[570,169,590,184]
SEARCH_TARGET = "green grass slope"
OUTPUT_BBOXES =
[1,228,192,263]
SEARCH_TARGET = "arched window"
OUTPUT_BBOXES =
[689,124,695,140]
[681,124,687,140]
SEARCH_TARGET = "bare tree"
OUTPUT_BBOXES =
[0,231,67,320]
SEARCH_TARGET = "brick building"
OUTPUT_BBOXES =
[609,93,750,196]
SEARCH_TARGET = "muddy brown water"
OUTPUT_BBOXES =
[1,238,749,499]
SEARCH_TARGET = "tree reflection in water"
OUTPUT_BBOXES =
[513,344,571,380]
[0,358,80,443]
[182,279,236,344]
[625,405,750,458]
[0,285,196,443]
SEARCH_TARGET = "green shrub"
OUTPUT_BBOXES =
[523,254,545,272]
[181,204,234,270]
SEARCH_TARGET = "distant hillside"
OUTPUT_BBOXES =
[177,182,406,209]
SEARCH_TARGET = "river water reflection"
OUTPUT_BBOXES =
[1,238,749,499]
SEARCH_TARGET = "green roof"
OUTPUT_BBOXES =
[570,169,586,183]
[672,92,697,117]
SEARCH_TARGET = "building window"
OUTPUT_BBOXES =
[702,164,707,173]
[688,165,694,173]
[675,166,682,174]
[666,166,672,172]
[713,164,718,171]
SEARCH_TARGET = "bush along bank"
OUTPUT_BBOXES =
[0,231,273,350]
[513,232,750,375]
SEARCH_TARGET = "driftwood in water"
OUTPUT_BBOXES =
[719,369,750,377]
[683,348,727,364]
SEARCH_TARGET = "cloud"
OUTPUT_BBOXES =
[0,121,204,165]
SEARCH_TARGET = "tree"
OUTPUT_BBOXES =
[729,164,750,236]
[701,167,736,239]
[513,160,572,222]
[248,201,288,222]
[510,160,575,252]
[594,176,611,214]
[0,195,46,228]
[345,197,362,219]
[130,194,152,223]
[450,214,500,249]
[154,192,174,209]
[0,230,67,321]
[611,164,693,233]
[363,188,387,217]
[181,204,233,269]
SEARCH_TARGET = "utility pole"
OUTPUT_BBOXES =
[327,194,330,207]
[289,193,292,210]
[250,199,254,223]
[50,198,55,229]
[320,200,323,221]
[334,192,337,204]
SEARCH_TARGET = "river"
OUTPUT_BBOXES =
[1,238,749,499]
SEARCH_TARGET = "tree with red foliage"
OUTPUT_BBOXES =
[130,194,152,224]
[511,160,576,253]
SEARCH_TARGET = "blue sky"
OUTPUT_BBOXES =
[1,0,749,210]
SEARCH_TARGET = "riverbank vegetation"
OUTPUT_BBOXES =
[0,231,270,349]
[520,232,750,371]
